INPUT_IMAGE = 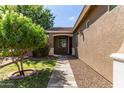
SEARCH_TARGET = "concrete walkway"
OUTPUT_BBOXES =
[47,55,77,88]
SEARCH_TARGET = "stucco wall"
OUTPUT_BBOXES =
[74,6,124,82]
[48,34,54,55]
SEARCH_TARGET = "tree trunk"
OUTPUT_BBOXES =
[11,52,22,75]
[19,55,25,76]
[15,60,21,75]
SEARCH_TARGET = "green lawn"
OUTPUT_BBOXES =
[0,58,57,88]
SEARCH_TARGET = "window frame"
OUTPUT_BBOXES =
[108,5,117,12]
[58,38,67,48]
[86,20,90,28]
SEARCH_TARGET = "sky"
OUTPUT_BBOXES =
[44,5,84,27]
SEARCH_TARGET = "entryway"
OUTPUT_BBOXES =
[54,36,72,55]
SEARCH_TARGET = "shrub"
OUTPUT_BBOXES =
[33,44,50,57]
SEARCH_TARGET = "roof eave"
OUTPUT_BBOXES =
[72,5,92,33]
[46,31,73,34]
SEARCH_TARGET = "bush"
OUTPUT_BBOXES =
[33,44,50,57]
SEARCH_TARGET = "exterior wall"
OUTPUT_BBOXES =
[73,5,124,82]
[48,34,54,55]
[73,32,78,56]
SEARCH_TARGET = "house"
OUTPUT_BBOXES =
[47,5,124,83]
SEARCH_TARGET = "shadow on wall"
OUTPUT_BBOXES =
[73,33,79,57]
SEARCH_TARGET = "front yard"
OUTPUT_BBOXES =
[0,57,57,88]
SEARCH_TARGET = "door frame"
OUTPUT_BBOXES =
[54,36,68,55]
[54,36,71,55]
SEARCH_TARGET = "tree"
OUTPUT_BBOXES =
[0,5,16,14]
[0,5,55,30]
[0,11,47,76]
[15,5,54,57]
[0,5,54,57]
[16,5,55,30]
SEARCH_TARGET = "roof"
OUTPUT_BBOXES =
[73,5,92,32]
[47,27,73,31]
[47,27,73,34]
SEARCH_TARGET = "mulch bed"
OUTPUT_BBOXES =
[67,56,112,88]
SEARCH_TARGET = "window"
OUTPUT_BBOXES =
[86,20,90,28]
[58,38,67,48]
[108,5,117,11]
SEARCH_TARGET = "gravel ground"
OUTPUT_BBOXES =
[67,56,112,88]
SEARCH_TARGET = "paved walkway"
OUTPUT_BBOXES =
[47,55,77,88]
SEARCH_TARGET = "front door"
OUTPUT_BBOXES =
[54,36,68,55]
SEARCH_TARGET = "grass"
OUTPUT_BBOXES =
[0,58,57,88]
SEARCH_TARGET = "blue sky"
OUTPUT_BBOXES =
[44,5,84,27]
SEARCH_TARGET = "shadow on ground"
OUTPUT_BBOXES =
[0,68,52,88]
[48,70,73,88]
[0,69,72,88]
[0,57,57,88]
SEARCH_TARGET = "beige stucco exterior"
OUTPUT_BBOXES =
[73,5,124,82]
[47,5,124,83]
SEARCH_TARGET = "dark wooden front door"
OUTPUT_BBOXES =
[54,36,68,55]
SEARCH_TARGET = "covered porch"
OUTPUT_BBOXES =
[47,27,74,55]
